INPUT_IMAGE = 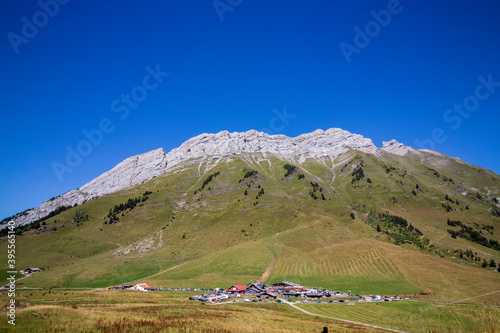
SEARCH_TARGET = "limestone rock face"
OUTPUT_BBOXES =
[5,128,412,228]
[165,128,378,167]
[5,189,89,228]
[80,148,168,197]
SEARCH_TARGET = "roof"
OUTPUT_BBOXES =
[246,283,265,290]
[272,281,302,287]
[226,285,246,292]
[258,291,277,297]
[135,283,153,289]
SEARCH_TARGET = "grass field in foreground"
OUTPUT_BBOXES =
[1,290,499,332]
[0,290,379,332]
[299,301,500,333]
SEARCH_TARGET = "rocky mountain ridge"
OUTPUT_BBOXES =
[4,128,416,228]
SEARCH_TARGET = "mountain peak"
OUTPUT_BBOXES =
[380,139,413,156]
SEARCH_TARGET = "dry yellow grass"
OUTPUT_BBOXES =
[0,290,384,332]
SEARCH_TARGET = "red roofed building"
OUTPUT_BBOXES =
[226,285,245,293]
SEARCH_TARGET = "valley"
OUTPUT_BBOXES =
[1,129,499,331]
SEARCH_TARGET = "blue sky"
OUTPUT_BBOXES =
[1,0,499,219]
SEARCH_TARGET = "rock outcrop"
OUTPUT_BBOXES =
[380,139,414,156]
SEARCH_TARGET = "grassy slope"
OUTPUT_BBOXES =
[141,241,273,288]
[0,151,499,304]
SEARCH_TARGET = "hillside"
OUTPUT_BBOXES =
[2,129,499,304]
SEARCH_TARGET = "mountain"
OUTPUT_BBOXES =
[2,128,440,228]
[1,128,499,301]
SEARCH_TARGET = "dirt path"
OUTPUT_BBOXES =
[258,257,276,283]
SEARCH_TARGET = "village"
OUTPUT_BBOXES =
[106,280,413,304]
[9,269,419,305]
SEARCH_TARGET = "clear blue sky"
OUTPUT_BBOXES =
[1,0,499,219]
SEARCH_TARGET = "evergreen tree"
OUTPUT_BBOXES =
[482,259,488,268]
[490,259,497,267]
[244,189,248,195]
[376,224,381,232]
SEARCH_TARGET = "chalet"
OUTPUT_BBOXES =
[226,285,245,294]
[23,268,42,274]
[244,282,266,295]
[134,283,154,292]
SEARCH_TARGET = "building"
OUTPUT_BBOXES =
[134,283,154,292]
[271,281,303,290]
[244,283,266,295]
[257,291,277,299]
[282,291,302,297]
[22,268,42,274]
[226,285,246,294]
